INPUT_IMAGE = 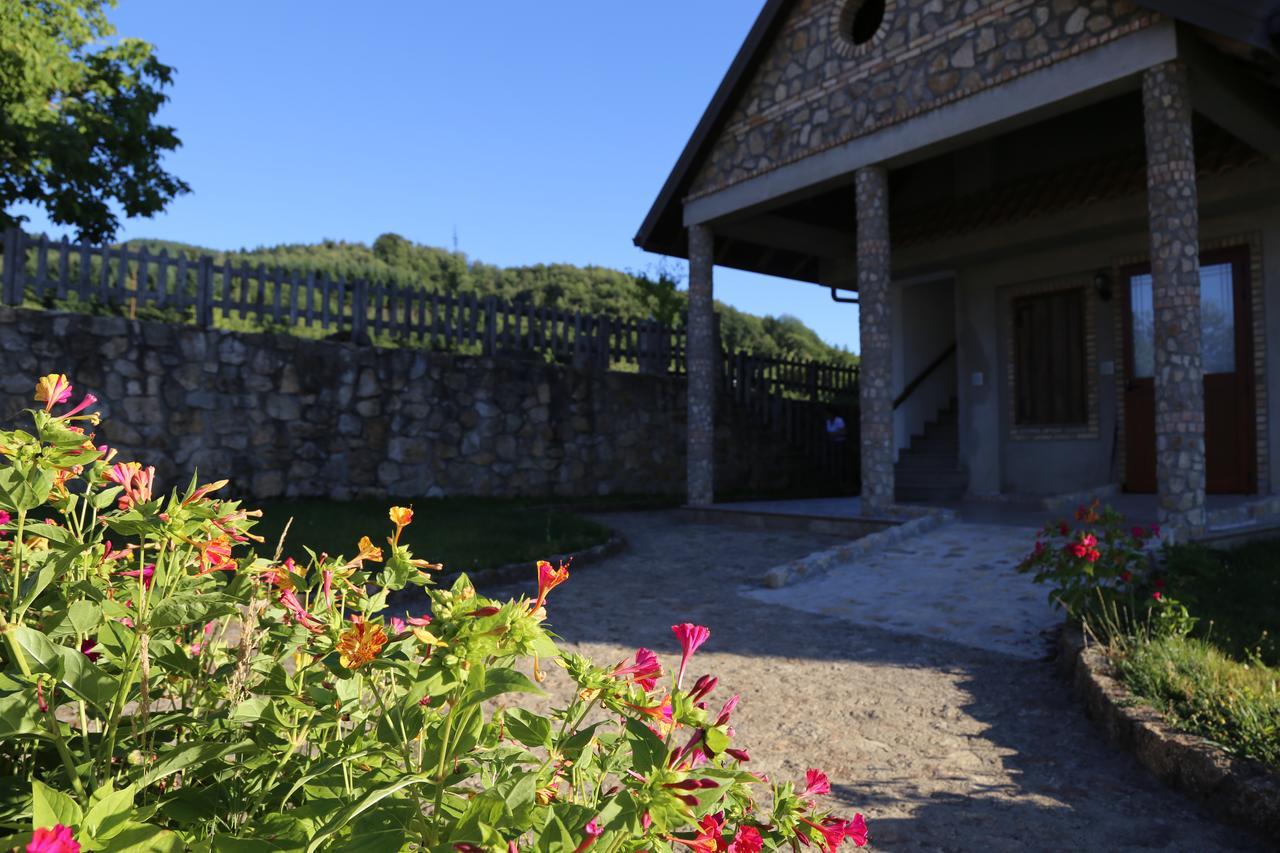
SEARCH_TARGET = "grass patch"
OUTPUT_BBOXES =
[250,497,613,575]
[1110,633,1280,770]
[1164,540,1280,667]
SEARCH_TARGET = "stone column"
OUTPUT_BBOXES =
[856,165,894,514]
[686,224,716,506]
[1143,60,1205,537]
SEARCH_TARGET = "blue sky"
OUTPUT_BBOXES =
[16,1,859,351]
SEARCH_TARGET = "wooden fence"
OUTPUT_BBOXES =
[0,227,858,403]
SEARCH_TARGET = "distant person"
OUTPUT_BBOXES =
[825,407,847,445]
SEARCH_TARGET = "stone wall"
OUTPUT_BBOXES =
[0,308,819,501]
[690,0,1155,197]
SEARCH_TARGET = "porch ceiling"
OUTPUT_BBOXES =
[694,93,1268,290]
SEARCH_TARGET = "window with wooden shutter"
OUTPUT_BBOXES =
[1012,287,1087,426]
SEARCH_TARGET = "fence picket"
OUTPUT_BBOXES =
[56,236,71,299]
[77,240,91,303]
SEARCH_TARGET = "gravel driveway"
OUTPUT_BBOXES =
[475,512,1263,852]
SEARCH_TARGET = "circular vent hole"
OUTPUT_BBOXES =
[849,0,886,45]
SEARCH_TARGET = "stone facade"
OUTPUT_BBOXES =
[690,0,1154,197]
[1142,60,1205,536]
[686,225,717,505]
[856,166,895,512]
[0,307,808,502]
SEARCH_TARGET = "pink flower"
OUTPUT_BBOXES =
[801,768,831,798]
[672,623,710,688]
[712,694,740,727]
[1150,524,1161,537]
[611,648,663,691]
[816,815,868,850]
[688,673,718,703]
[279,589,325,634]
[80,638,100,663]
[118,563,155,590]
[27,824,79,853]
[1081,533,1097,549]
[390,617,407,635]
[724,747,750,762]
[728,826,762,853]
[572,818,604,853]
[1131,526,1147,540]
[1152,591,1163,601]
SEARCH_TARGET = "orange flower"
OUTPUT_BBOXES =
[337,616,387,669]
[358,536,383,562]
[389,506,413,546]
[531,559,570,612]
[195,538,235,575]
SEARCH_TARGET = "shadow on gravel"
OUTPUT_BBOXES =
[467,512,1264,852]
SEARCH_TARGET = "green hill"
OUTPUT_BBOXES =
[123,234,857,367]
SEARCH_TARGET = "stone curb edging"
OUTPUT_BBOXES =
[761,509,956,588]
[436,533,626,592]
[1056,626,1280,840]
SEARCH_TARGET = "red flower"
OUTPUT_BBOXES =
[1152,591,1163,601]
[712,694,740,727]
[1086,548,1101,563]
[1131,526,1147,540]
[800,768,831,798]
[1057,521,1069,536]
[1120,571,1133,584]
[728,826,763,853]
[1150,524,1161,537]
[27,824,79,853]
[724,748,750,762]
[672,623,711,688]
[80,638,100,663]
[279,589,325,634]
[1081,533,1097,549]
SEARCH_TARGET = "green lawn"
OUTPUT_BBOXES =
[1163,540,1280,667]
[1107,538,1280,770]
[249,497,616,575]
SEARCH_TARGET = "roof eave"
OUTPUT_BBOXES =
[633,0,792,257]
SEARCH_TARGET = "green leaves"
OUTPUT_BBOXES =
[10,625,118,711]
[32,779,82,830]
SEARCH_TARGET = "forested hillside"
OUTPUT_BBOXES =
[124,233,857,366]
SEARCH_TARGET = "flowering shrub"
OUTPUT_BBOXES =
[1018,500,1190,636]
[0,376,869,851]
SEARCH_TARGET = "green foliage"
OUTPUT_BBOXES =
[1111,634,1280,769]
[1160,540,1280,667]
[123,234,860,366]
[0,374,870,851]
[0,0,188,242]
[250,497,614,575]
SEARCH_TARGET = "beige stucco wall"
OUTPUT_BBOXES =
[935,170,1280,497]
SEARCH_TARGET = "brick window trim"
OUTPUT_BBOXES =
[1003,275,1101,442]
[1110,232,1268,494]
[828,0,896,60]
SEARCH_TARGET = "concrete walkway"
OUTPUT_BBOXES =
[746,522,1060,659]
[467,512,1263,852]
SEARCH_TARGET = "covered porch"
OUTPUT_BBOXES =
[639,17,1280,540]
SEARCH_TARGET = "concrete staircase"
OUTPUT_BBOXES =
[894,398,967,503]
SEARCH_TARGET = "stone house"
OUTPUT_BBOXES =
[636,0,1280,537]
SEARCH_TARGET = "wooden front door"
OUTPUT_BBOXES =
[1122,246,1256,494]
